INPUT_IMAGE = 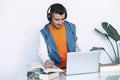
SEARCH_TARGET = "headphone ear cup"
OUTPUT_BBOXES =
[47,13,51,21]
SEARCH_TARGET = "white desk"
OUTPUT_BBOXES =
[67,64,120,80]
[66,72,120,80]
[16,64,120,80]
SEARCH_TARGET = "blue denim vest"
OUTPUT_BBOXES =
[40,21,77,66]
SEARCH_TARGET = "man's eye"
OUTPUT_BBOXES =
[55,19,59,21]
[55,18,65,21]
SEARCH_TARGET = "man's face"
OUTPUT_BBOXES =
[51,13,65,29]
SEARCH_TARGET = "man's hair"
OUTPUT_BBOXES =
[47,3,67,21]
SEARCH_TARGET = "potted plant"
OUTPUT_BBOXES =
[91,22,120,64]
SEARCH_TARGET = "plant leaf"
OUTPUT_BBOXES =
[94,28,108,37]
[90,47,103,51]
[102,22,120,41]
[90,47,114,63]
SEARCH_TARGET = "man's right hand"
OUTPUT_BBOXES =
[44,60,59,69]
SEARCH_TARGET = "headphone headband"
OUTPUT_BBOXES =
[47,3,67,21]
[47,5,52,21]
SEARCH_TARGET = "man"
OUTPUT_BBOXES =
[38,3,83,70]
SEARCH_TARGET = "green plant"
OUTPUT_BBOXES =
[93,22,120,64]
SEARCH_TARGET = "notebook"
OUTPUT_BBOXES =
[66,51,101,75]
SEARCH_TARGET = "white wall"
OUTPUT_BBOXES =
[0,0,120,80]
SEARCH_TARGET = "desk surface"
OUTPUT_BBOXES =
[16,64,120,80]
[66,64,120,80]
[66,70,120,80]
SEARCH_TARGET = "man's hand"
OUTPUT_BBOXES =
[44,60,59,69]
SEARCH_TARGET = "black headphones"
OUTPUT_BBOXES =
[47,3,67,22]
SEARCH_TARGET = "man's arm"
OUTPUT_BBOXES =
[38,32,58,68]
[38,32,51,65]
[75,30,86,52]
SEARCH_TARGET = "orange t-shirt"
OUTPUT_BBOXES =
[49,24,68,68]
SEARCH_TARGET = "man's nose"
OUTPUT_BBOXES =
[59,20,64,25]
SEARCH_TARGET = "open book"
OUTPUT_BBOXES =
[26,62,63,74]
[27,62,65,80]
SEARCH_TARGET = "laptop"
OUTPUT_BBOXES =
[66,51,101,75]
